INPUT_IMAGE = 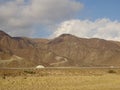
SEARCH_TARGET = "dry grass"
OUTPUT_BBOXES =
[0,68,120,90]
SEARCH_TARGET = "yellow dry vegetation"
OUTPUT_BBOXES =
[0,73,120,90]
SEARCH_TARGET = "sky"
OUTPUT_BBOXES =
[0,0,120,41]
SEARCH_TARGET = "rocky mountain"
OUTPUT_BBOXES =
[0,31,59,67]
[47,34,120,67]
[0,30,120,68]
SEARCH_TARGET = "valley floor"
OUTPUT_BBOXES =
[0,68,120,90]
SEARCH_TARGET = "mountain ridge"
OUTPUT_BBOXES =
[0,30,120,67]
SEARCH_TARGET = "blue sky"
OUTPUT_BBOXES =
[0,0,120,41]
[77,0,120,21]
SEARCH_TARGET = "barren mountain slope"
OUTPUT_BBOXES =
[0,31,64,67]
[0,31,120,67]
[47,34,120,66]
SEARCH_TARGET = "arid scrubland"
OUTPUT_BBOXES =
[0,68,120,90]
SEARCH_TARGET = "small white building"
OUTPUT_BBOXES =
[36,65,45,69]
[110,66,114,68]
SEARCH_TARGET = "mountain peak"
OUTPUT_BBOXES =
[0,30,11,38]
[0,30,6,34]
[59,34,76,38]
[48,34,79,45]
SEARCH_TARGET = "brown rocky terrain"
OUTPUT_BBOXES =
[0,30,120,68]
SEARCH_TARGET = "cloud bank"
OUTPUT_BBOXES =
[52,18,120,41]
[0,0,83,37]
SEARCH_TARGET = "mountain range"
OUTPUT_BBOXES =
[0,30,120,68]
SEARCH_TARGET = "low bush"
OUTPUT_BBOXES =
[24,70,35,74]
[108,70,116,74]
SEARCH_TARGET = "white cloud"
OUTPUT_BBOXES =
[52,18,120,41]
[23,0,83,23]
[0,0,83,37]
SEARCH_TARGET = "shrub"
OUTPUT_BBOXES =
[2,74,6,79]
[108,70,116,74]
[24,70,35,74]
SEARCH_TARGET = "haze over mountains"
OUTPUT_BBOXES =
[0,30,120,68]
